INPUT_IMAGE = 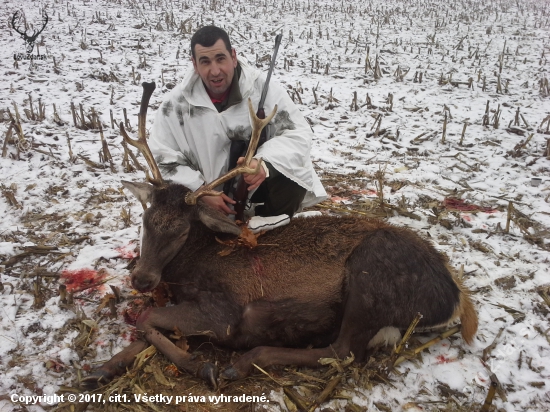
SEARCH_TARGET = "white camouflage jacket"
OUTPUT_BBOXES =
[149,59,327,208]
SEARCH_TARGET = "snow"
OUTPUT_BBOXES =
[1,0,549,410]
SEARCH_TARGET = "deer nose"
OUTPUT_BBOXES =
[131,271,160,293]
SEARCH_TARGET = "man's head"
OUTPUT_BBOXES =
[191,26,237,100]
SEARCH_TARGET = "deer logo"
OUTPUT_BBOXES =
[11,10,49,54]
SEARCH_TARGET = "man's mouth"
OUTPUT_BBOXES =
[211,78,224,86]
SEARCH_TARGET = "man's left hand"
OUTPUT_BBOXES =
[237,157,266,191]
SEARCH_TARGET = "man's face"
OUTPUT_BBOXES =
[192,39,237,99]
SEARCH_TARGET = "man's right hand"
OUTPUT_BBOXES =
[200,193,236,215]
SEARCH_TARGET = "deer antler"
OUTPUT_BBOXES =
[185,98,278,205]
[119,82,164,187]
[11,11,26,37]
[33,10,49,40]
[11,10,48,49]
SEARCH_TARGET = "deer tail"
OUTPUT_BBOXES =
[455,278,478,345]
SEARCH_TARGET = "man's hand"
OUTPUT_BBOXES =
[237,157,266,191]
[200,193,236,215]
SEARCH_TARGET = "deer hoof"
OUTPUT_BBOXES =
[197,362,219,390]
[220,366,242,381]
[80,370,112,390]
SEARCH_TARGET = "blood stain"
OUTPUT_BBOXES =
[60,268,107,293]
[116,244,139,259]
[436,355,456,364]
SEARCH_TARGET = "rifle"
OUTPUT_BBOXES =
[232,33,282,222]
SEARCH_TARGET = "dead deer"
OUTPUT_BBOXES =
[82,82,478,390]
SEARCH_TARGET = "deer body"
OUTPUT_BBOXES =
[84,182,478,388]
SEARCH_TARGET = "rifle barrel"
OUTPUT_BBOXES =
[259,33,282,110]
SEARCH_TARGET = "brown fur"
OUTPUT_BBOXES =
[454,278,478,344]
[83,183,479,388]
[171,215,384,305]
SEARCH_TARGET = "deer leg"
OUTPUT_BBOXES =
[222,345,339,380]
[138,308,219,389]
[223,284,381,380]
[221,318,372,381]
[223,319,384,380]
[81,339,148,389]
[85,301,237,389]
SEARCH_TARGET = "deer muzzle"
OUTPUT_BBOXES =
[131,267,161,293]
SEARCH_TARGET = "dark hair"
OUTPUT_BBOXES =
[190,26,232,59]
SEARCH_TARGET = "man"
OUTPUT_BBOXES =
[149,26,326,217]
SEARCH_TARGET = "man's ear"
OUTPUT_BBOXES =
[122,180,154,209]
[192,56,198,72]
[196,201,241,235]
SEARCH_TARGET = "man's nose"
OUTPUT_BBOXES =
[210,62,221,76]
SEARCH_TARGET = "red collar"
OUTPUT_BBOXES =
[207,87,230,104]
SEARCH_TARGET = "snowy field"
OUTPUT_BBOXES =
[0,0,549,410]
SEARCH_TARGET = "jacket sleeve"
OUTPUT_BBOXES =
[149,100,205,191]
[254,80,316,190]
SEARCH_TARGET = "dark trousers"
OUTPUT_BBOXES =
[250,162,306,217]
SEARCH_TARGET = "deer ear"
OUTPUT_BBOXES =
[196,203,242,235]
[122,180,154,207]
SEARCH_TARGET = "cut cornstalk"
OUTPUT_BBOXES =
[480,375,499,412]
[308,375,342,412]
[393,312,422,358]
[59,284,67,305]
[482,100,490,126]
[394,325,461,367]
[505,201,513,233]
[70,102,78,127]
[79,103,86,129]
[66,132,74,161]
[441,111,447,143]
[283,387,311,411]
[11,102,27,147]
[520,114,530,128]
[123,108,130,129]
[122,140,144,171]
[460,122,468,145]
[373,54,382,79]
[2,123,14,158]
[28,93,35,121]
[351,91,358,111]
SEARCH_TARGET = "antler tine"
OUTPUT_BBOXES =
[11,11,26,36]
[35,10,48,37]
[243,98,278,166]
[120,82,164,186]
[185,98,278,205]
[184,162,263,205]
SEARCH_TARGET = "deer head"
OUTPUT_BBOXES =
[12,10,48,54]
[122,82,277,292]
